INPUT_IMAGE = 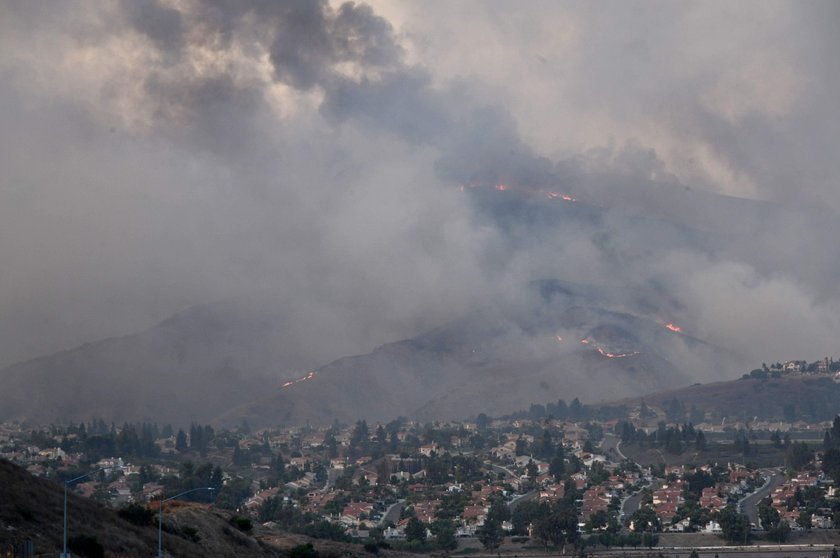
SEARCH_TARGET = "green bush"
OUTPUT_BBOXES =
[290,542,320,558]
[68,535,104,558]
[118,503,155,526]
[231,516,253,532]
[182,525,200,542]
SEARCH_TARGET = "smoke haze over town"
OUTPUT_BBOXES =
[1,1,840,423]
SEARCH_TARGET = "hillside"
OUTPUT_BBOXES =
[0,458,281,557]
[215,300,742,427]
[624,375,840,422]
[0,183,771,428]
[0,300,321,426]
[0,277,746,428]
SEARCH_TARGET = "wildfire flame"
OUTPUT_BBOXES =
[580,338,639,358]
[281,370,317,389]
[547,192,576,202]
[665,323,682,333]
[594,347,640,359]
[460,182,576,203]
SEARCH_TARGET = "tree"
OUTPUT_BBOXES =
[539,429,554,459]
[431,518,457,550]
[68,535,104,558]
[694,431,707,452]
[830,416,840,448]
[771,430,783,449]
[823,448,840,484]
[289,543,319,558]
[642,532,659,548]
[324,432,338,458]
[584,510,609,533]
[526,459,538,481]
[786,441,811,470]
[405,517,426,543]
[717,506,750,544]
[550,454,565,481]
[487,497,511,524]
[510,500,542,536]
[533,500,579,550]
[733,429,751,456]
[477,517,504,550]
[629,506,659,533]
[175,429,187,451]
[758,496,789,542]
[515,435,528,456]
[798,510,812,532]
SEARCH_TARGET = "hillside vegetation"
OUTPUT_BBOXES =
[0,458,280,557]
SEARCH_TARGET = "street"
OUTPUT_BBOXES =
[739,470,786,527]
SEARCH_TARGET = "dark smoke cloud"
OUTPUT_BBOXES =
[0,0,838,379]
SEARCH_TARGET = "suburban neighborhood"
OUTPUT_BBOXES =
[4,368,840,554]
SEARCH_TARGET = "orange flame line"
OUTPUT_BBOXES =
[280,370,317,389]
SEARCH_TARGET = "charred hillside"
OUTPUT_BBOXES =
[0,185,770,428]
[215,289,743,427]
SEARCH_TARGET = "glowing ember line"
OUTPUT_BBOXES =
[581,338,639,358]
[665,323,682,333]
[281,370,317,389]
[546,191,575,202]
[595,347,640,359]
[460,182,577,203]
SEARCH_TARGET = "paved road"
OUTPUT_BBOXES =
[486,462,516,479]
[509,490,539,511]
[739,470,786,527]
[602,433,656,522]
[621,479,661,521]
[601,434,626,461]
[380,499,404,526]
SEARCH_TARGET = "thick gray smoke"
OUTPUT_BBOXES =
[0,0,838,378]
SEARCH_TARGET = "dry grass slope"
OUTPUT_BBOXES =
[0,458,282,557]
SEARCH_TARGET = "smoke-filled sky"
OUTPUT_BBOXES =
[1,0,839,372]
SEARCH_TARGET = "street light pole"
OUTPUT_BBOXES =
[62,466,116,558]
[62,483,67,558]
[157,487,215,558]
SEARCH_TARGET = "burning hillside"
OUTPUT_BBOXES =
[461,181,577,203]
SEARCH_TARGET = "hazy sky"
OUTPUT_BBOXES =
[1,0,838,369]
